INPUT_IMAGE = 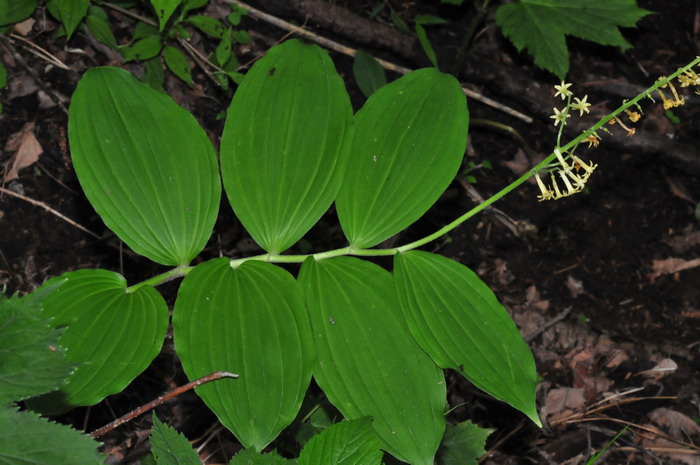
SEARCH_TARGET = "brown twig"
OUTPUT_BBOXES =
[226,0,533,123]
[0,186,101,239]
[89,371,239,439]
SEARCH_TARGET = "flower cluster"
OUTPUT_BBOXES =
[676,66,700,94]
[550,81,592,127]
[535,149,597,202]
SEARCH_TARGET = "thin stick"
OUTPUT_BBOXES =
[0,186,101,239]
[6,33,70,70]
[226,0,533,123]
[89,371,239,439]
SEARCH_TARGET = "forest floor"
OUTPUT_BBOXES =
[1,0,699,464]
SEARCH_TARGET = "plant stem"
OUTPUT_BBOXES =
[129,57,700,289]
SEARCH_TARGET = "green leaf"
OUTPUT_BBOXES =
[0,291,74,404]
[227,6,247,26]
[143,56,165,90]
[352,50,386,98]
[394,251,540,425]
[298,418,383,465]
[122,35,163,62]
[26,270,168,414]
[495,0,650,79]
[298,257,446,465]
[68,67,220,266]
[0,406,104,464]
[46,0,89,40]
[186,15,224,38]
[184,0,208,13]
[415,24,438,67]
[133,21,159,40]
[228,449,293,465]
[150,413,201,465]
[173,258,314,450]
[0,61,7,89]
[440,0,466,4]
[0,0,36,26]
[415,14,448,25]
[436,421,493,465]
[215,29,233,66]
[150,0,181,31]
[231,29,250,44]
[220,39,353,254]
[163,45,193,85]
[389,9,411,34]
[85,9,118,49]
[335,68,468,249]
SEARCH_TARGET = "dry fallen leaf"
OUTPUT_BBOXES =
[650,257,700,280]
[542,387,586,422]
[565,275,586,298]
[638,358,678,379]
[642,408,700,465]
[3,122,43,182]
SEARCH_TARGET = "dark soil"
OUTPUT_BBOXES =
[1,1,699,464]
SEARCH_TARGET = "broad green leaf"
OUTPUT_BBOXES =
[85,8,118,49]
[47,0,89,39]
[436,421,493,465]
[173,258,313,450]
[150,0,181,31]
[415,24,438,67]
[163,45,193,85]
[0,0,37,26]
[394,251,540,425]
[495,0,650,79]
[150,413,201,465]
[68,66,220,266]
[335,68,468,248]
[187,15,224,38]
[133,21,159,40]
[26,269,168,414]
[143,56,165,90]
[298,257,446,465]
[123,35,163,62]
[228,449,293,465]
[0,290,73,404]
[298,418,383,465]
[352,50,386,98]
[220,39,353,254]
[184,0,208,12]
[0,406,104,464]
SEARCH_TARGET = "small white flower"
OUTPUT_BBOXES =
[554,81,573,100]
[550,107,570,127]
[571,95,591,116]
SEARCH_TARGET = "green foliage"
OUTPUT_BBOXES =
[150,0,182,31]
[0,290,104,464]
[26,269,169,414]
[163,45,193,85]
[47,0,89,39]
[174,259,313,450]
[68,67,220,266]
[352,50,386,98]
[394,251,540,425]
[220,39,353,254]
[299,257,446,465]
[150,413,202,465]
[495,0,650,78]
[436,421,494,465]
[0,0,36,26]
[229,449,293,465]
[335,68,468,249]
[297,418,383,465]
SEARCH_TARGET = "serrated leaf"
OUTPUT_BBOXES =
[173,259,313,450]
[352,50,386,98]
[150,0,181,31]
[26,269,168,414]
[495,0,650,79]
[228,449,293,465]
[394,251,540,425]
[220,39,353,254]
[436,421,493,465]
[123,35,163,62]
[187,15,224,38]
[163,45,193,85]
[68,66,220,266]
[0,406,104,465]
[215,29,233,66]
[46,0,88,39]
[298,418,383,465]
[150,413,201,465]
[85,10,118,49]
[335,68,468,249]
[0,291,74,404]
[415,24,438,67]
[298,257,446,465]
[0,0,36,26]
